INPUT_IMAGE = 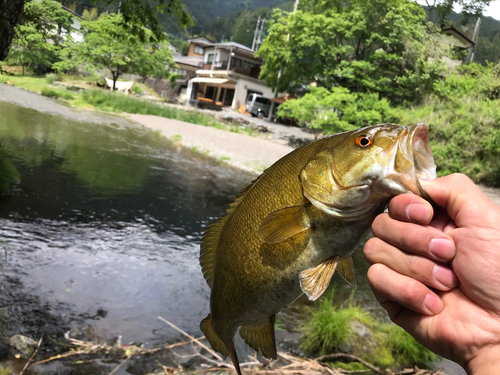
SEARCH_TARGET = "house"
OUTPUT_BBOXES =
[440,25,476,68]
[184,38,274,110]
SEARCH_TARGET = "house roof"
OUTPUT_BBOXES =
[215,42,254,52]
[174,55,204,68]
[187,36,213,46]
[441,25,475,48]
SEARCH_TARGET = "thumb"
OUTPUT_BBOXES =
[420,173,495,227]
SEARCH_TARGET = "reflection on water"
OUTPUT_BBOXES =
[0,102,253,344]
[0,101,378,347]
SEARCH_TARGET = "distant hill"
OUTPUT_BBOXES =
[57,0,500,64]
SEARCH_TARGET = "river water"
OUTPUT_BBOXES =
[0,89,382,352]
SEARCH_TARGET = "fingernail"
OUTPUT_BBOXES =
[433,264,457,289]
[423,293,443,314]
[429,238,455,261]
[406,203,430,222]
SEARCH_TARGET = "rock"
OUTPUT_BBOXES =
[350,321,371,339]
[67,327,85,340]
[9,334,38,358]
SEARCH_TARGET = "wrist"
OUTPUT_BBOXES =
[466,346,500,375]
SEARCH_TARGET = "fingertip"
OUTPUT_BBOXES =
[388,194,433,224]
[423,293,444,315]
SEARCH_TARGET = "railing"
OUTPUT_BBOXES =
[202,60,261,78]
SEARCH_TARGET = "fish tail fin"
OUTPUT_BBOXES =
[200,314,242,375]
[239,315,277,360]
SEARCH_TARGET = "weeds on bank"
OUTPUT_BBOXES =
[81,89,256,136]
[300,287,437,370]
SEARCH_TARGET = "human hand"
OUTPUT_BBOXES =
[364,173,500,374]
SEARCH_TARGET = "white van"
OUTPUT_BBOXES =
[245,94,272,118]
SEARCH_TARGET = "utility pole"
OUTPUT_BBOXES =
[467,17,481,63]
[268,0,299,121]
[255,18,266,51]
[252,17,261,51]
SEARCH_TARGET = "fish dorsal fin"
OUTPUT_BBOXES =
[199,175,262,288]
[299,257,338,301]
[257,206,310,243]
[239,315,277,359]
[337,255,357,288]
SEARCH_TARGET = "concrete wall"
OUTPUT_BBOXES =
[232,76,274,109]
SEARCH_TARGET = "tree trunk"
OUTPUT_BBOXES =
[0,0,27,61]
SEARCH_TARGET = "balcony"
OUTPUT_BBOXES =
[202,59,261,78]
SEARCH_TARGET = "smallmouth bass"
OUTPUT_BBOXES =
[199,123,436,374]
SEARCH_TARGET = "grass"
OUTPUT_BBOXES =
[300,288,374,355]
[41,87,74,100]
[171,134,182,142]
[299,286,437,370]
[0,75,50,93]
[395,97,500,186]
[81,89,256,136]
[0,72,258,143]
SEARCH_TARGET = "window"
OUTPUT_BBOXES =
[256,97,271,105]
[194,46,204,55]
[207,53,215,63]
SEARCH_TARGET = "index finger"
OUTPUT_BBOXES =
[388,194,434,225]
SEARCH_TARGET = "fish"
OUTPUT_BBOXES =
[199,123,436,374]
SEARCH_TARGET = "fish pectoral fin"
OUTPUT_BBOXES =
[200,314,229,358]
[257,205,310,243]
[337,255,357,288]
[239,315,277,359]
[299,257,338,301]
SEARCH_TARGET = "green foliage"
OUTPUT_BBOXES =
[0,150,20,193]
[383,325,438,367]
[277,86,398,135]
[132,84,144,94]
[82,7,99,21]
[300,287,437,370]
[0,367,12,375]
[54,13,176,88]
[45,73,62,84]
[4,0,73,73]
[426,0,492,25]
[80,89,254,136]
[300,288,374,354]
[433,62,500,100]
[257,0,450,102]
[41,87,74,100]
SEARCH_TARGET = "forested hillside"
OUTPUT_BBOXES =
[58,0,499,64]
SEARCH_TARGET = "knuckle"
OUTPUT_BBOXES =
[371,214,388,237]
[363,238,380,260]
[400,277,420,302]
[367,263,385,284]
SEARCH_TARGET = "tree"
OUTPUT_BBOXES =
[3,0,74,74]
[277,86,397,136]
[423,0,492,25]
[0,0,27,61]
[257,0,449,103]
[54,13,176,90]
[0,0,192,63]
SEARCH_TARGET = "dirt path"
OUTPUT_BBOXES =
[130,114,294,174]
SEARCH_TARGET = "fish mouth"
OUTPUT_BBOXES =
[380,123,436,197]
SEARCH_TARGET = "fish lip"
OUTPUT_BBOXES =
[406,123,436,182]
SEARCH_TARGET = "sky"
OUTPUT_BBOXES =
[416,0,500,21]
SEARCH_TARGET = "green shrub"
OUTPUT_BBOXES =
[132,84,143,94]
[45,73,62,84]
[81,89,254,135]
[383,324,437,368]
[300,288,374,354]
[433,62,500,101]
[396,98,500,186]
[41,87,74,100]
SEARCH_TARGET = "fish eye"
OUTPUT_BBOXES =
[356,135,373,148]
